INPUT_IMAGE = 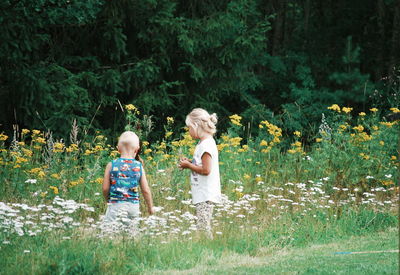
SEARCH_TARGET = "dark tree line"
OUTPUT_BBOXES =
[0,0,399,141]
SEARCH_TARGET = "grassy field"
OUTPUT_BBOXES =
[156,228,399,275]
[0,106,399,274]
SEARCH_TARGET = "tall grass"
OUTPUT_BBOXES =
[0,105,398,273]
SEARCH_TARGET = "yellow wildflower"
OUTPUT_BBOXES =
[327,104,341,112]
[18,141,25,146]
[51,173,61,179]
[142,141,149,146]
[288,149,297,154]
[292,141,302,147]
[22,149,33,157]
[293,131,301,137]
[391,156,397,160]
[125,104,140,114]
[229,137,242,147]
[315,138,322,142]
[380,121,395,128]
[35,137,46,144]
[370,108,378,112]
[379,141,384,146]
[261,148,271,153]
[22,129,30,135]
[166,117,174,124]
[229,114,242,126]
[16,156,28,164]
[260,140,268,146]
[49,186,59,195]
[390,107,400,113]
[53,142,64,153]
[95,177,103,184]
[382,180,394,186]
[372,126,379,131]
[342,107,353,113]
[144,149,152,154]
[0,134,8,141]
[359,112,366,116]
[66,144,79,153]
[165,131,173,138]
[244,174,251,180]
[353,125,364,132]
[32,130,40,135]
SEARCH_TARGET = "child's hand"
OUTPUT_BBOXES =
[148,207,155,215]
[178,157,191,169]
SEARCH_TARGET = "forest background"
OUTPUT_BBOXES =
[1,0,399,142]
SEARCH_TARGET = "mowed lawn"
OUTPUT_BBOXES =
[153,228,399,275]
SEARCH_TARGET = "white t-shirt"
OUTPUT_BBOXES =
[190,137,221,204]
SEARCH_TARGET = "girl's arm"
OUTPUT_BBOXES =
[102,162,112,201]
[140,168,155,215]
[179,153,212,175]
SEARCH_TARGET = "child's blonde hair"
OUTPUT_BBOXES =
[118,131,140,153]
[185,108,218,137]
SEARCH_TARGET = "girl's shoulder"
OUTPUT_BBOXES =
[199,137,217,149]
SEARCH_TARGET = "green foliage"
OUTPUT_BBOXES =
[0,0,399,142]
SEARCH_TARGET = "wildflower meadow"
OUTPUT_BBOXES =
[0,105,399,274]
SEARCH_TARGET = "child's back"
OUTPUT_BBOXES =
[102,131,154,233]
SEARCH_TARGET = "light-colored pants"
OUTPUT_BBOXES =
[102,202,140,234]
[195,201,214,239]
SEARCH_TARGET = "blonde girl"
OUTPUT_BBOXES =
[178,108,222,238]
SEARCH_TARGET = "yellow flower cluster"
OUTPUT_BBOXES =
[53,142,64,153]
[51,173,61,179]
[342,107,353,113]
[70,177,84,187]
[125,104,140,114]
[0,134,8,141]
[288,140,303,154]
[229,114,242,126]
[359,153,370,160]
[327,104,341,112]
[353,125,364,132]
[380,121,396,128]
[293,131,301,137]
[390,107,400,113]
[29,168,45,178]
[49,186,59,194]
[66,144,79,153]
[166,117,174,125]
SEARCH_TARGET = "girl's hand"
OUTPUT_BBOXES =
[178,158,191,169]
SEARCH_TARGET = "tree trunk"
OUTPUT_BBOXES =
[376,0,385,80]
[389,0,400,81]
[271,0,286,56]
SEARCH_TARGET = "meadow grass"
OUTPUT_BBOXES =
[1,209,398,274]
[0,105,399,274]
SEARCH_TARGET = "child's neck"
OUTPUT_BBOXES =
[200,134,212,141]
[119,152,136,159]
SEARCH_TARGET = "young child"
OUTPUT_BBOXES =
[102,131,154,232]
[178,108,222,238]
